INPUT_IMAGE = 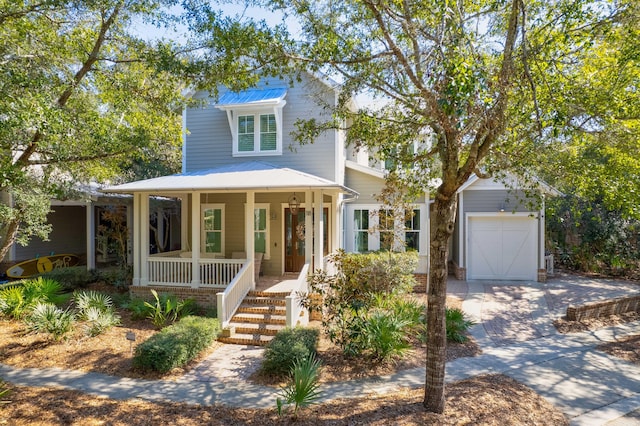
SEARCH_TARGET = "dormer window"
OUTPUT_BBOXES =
[216,88,287,157]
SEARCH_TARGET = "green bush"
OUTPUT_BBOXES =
[24,302,76,341]
[358,310,412,361]
[39,267,98,291]
[97,267,132,290]
[133,316,221,372]
[445,307,474,343]
[144,289,196,329]
[123,297,150,320]
[73,291,121,336]
[262,327,320,377]
[0,277,63,319]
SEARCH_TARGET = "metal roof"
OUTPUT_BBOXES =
[216,88,287,107]
[105,162,358,195]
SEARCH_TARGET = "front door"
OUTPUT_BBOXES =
[285,208,306,272]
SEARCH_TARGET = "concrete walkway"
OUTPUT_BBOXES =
[1,274,640,425]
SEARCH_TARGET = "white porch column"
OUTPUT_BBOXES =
[191,193,201,287]
[181,195,188,250]
[132,194,141,286]
[85,203,95,271]
[305,190,313,266]
[313,190,324,271]
[245,191,255,288]
[126,204,133,265]
[140,193,150,286]
[333,193,342,253]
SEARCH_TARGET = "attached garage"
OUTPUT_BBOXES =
[466,214,538,281]
[449,173,559,282]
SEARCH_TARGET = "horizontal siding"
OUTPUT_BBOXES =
[463,190,533,214]
[185,74,339,183]
[345,169,385,204]
[15,206,87,261]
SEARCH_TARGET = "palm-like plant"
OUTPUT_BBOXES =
[445,307,475,343]
[277,354,322,418]
[25,302,75,341]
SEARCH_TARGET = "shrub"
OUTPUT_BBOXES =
[276,354,322,417]
[24,302,75,341]
[0,277,63,319]
[133,316,221,372]
[144,289,196,329]
[82,306,121,337]
[262,327,319,377]
[72,291,121,336]
[124,297,151,320]
[445,307,474,343]
[97,266,132,291]
[358,310,412,361]
[39,267,98,291]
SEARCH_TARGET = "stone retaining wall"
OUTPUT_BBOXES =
[566,295,640,321]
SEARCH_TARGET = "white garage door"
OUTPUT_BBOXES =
[467,215,537,281]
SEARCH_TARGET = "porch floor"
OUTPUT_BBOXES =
[254,273,300,293]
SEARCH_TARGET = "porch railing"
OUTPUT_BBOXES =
[147,253,245,287]
[286,263,310,328]
[217,261,254,327]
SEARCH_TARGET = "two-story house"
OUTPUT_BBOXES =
[107,72,555,343]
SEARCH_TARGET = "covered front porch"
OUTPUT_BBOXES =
[107,162,356,326]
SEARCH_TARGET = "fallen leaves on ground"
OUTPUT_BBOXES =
[0,374,568,425]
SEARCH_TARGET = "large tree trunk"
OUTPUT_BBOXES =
[424,193,458,413]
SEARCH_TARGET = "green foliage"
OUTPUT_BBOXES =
[445,308,474,343]
[262,327,319,377]
[0,277,63,319]
[133,316,221,373]
[39,267,98,291]
[305,251,422,360]
[276,354,322,417]
[24,302,75,341]
[355,310,412,361]
[124,297,152,320]
[97,266,132,291]
[547,195,640,277]
[72,290,121,336]
[144,289,196,329]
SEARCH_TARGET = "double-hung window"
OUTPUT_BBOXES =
[236,113,278,154]
[201,204,225,255]
[254,204,270,259]
[353,209,369,253]
[405,209,420,251]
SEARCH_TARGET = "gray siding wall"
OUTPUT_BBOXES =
[463,190,533,213]
[185,74,339,183]
[345,169,385,204]
[15,206,87,261]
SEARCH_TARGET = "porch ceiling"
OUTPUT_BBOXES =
[105,161,358,195]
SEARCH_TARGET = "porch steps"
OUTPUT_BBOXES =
[218,290,290,346]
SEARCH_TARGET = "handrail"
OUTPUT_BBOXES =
[286,263,310,327]
[216,260,254,327]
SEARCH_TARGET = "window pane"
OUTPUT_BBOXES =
[238,116,254,152]
[205,232,221,253]
[260,114,276,132]
[260,114,277,151]
[254,208,267,230]
[255,232,266,253]
[355,231,368,252]
[405,232,419,251]
[260,132,276,151]
[239,134,254,151]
